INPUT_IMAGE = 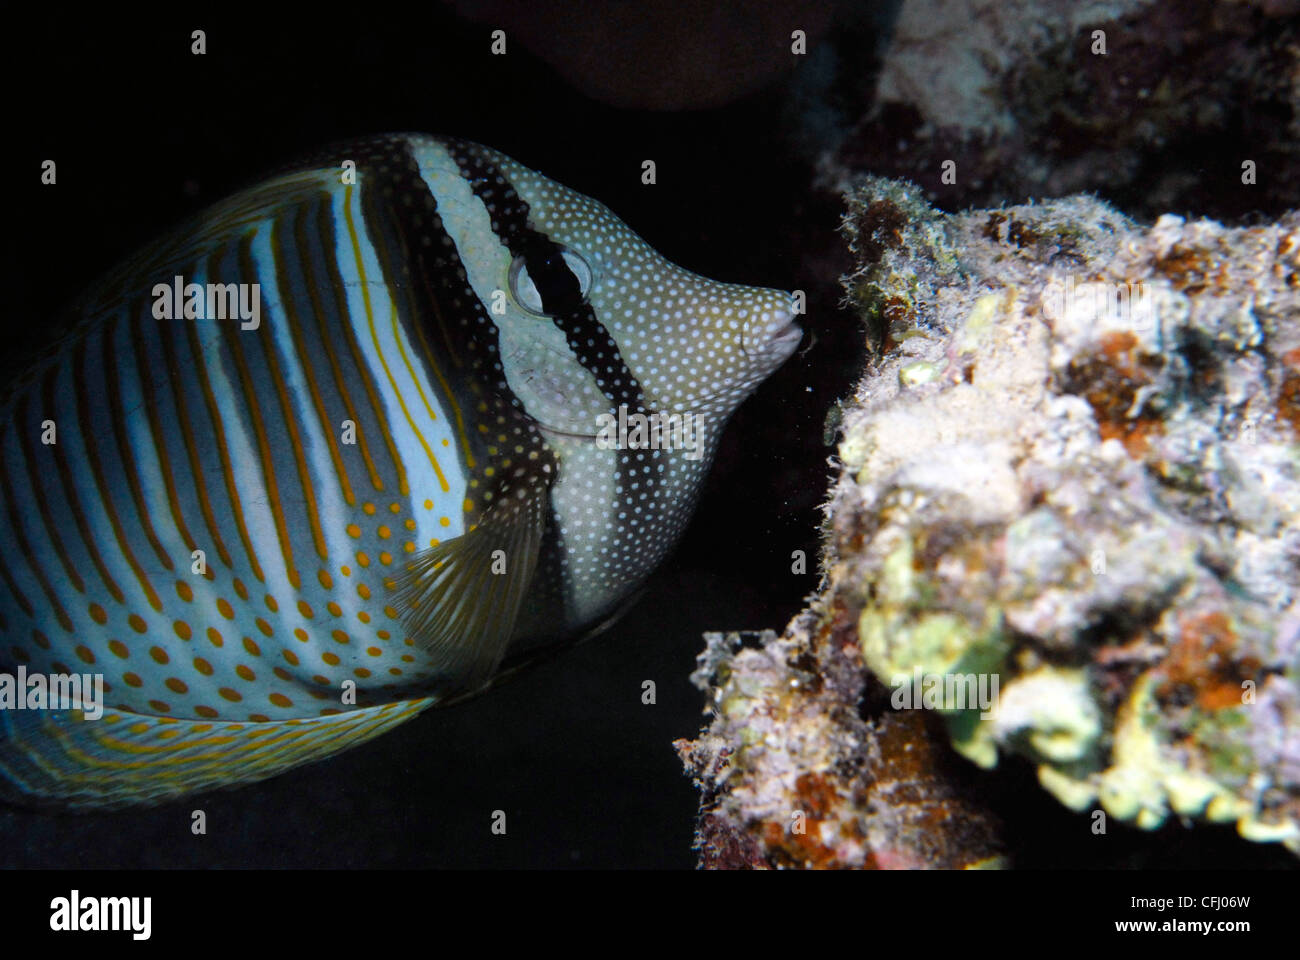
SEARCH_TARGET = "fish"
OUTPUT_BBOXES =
[0,134,801,808]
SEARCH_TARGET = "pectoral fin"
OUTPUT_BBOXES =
[392,459,552,694]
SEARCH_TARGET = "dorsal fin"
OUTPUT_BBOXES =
[83,168,341,321]
[0,166,344,403]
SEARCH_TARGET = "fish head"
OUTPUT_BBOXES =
[451,142,801,435]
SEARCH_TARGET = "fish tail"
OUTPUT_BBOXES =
[0,698,435,810]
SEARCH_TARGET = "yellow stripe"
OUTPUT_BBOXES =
[105,307,174,571]
[0,436,74,631]
[327,193,406,494]
[344,183,430,499]
[220,237,301,589]
[186,296,264,582]
[285,202,355,506]
[388,287,451,492]
[0,549,31,618]
[14,394,85,593]
[307,208,384,493]
[342,185,412,495]
[407,280,477,471]
[44,363,125,604]
[256,229,329,561]
[162,307,234,569]
[73,333,163,612]
[132,309,199,557]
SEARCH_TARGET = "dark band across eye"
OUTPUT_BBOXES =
[508,244,592,316]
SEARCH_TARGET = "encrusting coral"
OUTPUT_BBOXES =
[678,178,1300,867]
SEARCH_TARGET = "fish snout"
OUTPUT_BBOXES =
[741,290,803,362]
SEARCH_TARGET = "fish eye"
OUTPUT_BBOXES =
[509,248,592,316]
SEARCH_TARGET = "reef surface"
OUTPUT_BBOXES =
[678,181,1300,867]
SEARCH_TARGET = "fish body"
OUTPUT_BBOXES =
[0,134,799,807]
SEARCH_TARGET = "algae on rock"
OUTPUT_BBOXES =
[678,179,1300,866]
[834,180,1300,849]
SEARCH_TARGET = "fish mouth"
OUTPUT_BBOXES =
[770,320,803,348]
[763,318,803,362]
[741,311,803,361]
